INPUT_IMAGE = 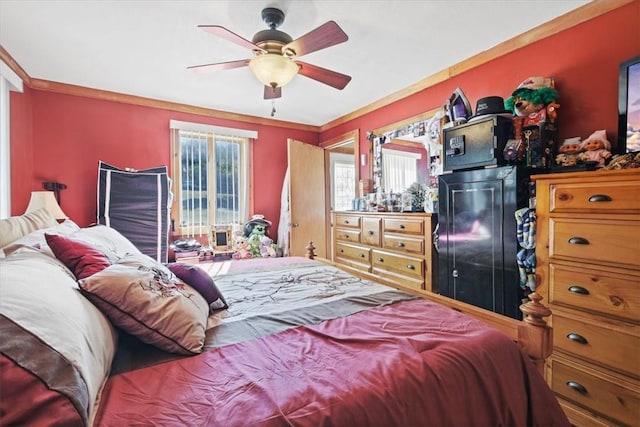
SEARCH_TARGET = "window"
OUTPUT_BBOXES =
[330,152,355,211]
[170,121,255,237]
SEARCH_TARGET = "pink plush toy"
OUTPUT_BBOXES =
[578,130,612,168]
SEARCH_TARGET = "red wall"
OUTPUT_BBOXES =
[10,90,318,233]
[10,85,34,208]
[9,2,640,236]
[321,2,640,181]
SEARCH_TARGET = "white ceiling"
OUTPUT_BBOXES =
[0,0,589,127]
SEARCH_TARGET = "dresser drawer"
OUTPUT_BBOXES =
[371,249,424,280]
[362,217,381,246]
[383,218,424,235]
[549,264,640,322]
[553,312,640,377]
[335,242,370,265]
[335,228,361,243]
[550,180,640,213]
[382,234,425,255]
[551,358,640,427]
[334,214,361,229]
[549,218,640,267]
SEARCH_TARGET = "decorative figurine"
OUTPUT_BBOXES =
[578,129,612,168]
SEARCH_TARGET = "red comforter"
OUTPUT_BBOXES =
[94,298,568,426]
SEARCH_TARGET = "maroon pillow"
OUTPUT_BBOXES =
[167,263,228,311]
[45,233,111,280]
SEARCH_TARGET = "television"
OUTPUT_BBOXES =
[618,54,640,153]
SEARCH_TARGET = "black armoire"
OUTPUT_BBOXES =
[436,115,532,319]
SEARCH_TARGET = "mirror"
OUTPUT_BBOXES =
[373,136,428,194]
[370,108,443,195]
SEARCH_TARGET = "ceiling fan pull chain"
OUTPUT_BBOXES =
[271,100,276,117]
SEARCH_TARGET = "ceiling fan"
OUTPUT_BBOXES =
[188,7,352,100]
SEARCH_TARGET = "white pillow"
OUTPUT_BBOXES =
[70,225,141,261]
[0,249,118,424]
[1,219,80,257]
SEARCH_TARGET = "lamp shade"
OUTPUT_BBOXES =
[248,54,299,88]
[25,191,67,220]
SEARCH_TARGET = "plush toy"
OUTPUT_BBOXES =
[243,214,272,238]
[246,224,278,258]
[505,77,559,121]
[578,129,612,168]
[555,137,583,167]
[232,233,252,259]
[504,77,560,168]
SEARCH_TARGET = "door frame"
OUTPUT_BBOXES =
[320,129,360,260]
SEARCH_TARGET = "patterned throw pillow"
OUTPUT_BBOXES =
[79,254,209,355]
[167,262,228,312]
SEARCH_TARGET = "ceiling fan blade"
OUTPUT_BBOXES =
[297,61,351,90]
[284,21,348,57]
[187,59,250,74]
[264,86,282,100]
[198,25,266,53]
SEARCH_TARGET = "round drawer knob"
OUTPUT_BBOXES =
[397,242,405,248]
[368,231,374,236]
[406,264,415,270]
[359,253,365,258]
[377,257,384,262]
[399,224,406,229]
[345,234,349,238]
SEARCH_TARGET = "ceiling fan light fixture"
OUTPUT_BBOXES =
[249,54,299,88]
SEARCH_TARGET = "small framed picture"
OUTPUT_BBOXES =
[211,226,231,250]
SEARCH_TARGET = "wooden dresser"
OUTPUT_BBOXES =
[331,211,435,294]
[532,169,640,427]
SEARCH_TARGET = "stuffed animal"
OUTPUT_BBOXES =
[243,214,272,238]
[504,77,560,168]
[246,223,278,258]
[232,233,252,259]
[505,77,559,121]
[578,129,612,168]
[555,137,583,167]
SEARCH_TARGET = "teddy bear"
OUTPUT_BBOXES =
[555,137,583,167]
[578,129,612,168]
[504,77,560,168]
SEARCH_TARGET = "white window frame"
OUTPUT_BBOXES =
[330,151,355,211]
[169,120,256,237]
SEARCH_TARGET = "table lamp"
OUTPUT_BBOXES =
[25,191,67,221]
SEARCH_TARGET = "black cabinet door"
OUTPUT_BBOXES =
[436,166,523,319]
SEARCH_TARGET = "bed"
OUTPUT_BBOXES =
[0,210,569,426]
